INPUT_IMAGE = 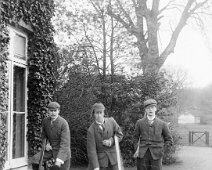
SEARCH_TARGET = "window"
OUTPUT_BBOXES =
[12,66,26,159]
[5,27,28,170]
[14,34,26,60]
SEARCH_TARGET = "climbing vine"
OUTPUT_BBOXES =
[0,10,9,169]
[0,0,57,167]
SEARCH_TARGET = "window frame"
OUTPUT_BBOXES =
[5,27,28,170]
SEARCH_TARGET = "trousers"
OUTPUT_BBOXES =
[137,149,162,170]
[100,163,118,170]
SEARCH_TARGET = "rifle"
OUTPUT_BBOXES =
[39,138,47,170]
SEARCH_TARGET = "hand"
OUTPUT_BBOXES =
[45,143,52,151]
[94,168,99,170]
[102,139,112,147]
[55,160,62,167]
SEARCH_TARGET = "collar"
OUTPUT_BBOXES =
[147,115,155,121]
[51,115,59,122]
[95,118,105,125]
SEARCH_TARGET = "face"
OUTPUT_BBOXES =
[93,108,105,123]
[145,105,157,117]
[48,108,59,120]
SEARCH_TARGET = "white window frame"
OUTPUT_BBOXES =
[5,27,28,170]
[8,27,28,65]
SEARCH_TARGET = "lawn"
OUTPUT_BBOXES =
[176,123,212,147]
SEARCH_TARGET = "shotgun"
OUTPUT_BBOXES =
[39,138,47,170]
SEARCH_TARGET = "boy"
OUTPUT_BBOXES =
[134,99,173,170]
[87,103,123,170]
[31,102,71,170]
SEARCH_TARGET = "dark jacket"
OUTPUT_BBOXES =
[42,116,71,162]
[134,117,173,160]
[87,117,123,169]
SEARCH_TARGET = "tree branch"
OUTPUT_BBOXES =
[116,0,135,27]
[107,0,136,34]
[158,0,196,68]
[83,24,101,75]
[189,0,208,15]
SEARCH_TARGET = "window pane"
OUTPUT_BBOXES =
[14,34,26,60]
[12,66,26,159]
[12,113,25,158]
[13,66,25,112]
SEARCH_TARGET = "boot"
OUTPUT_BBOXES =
[32,164,39,170]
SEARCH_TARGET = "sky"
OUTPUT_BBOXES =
[159,0,212,88]
[164,23,212,88]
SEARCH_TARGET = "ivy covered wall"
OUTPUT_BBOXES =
[0,10,9,169]
[0,0,57,168]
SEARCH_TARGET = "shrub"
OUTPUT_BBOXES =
[54,71,180,166]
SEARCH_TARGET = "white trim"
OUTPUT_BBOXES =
[8,27,28,66]
[5,61,12,170]
[10,63,28,167]
[5,27,28,170]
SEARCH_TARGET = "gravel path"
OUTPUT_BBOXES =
[163,146,212,170]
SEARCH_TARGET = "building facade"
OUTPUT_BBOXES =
[4,23,30,170]
[0,1,56,169]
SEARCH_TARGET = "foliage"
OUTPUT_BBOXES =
[54,71,97,165]
[163,128,181,165]
[175,85,212,124]
[117,72,179,166]
[0,10,9,168]
[1,0,57,161]
[107,0,211,73]
[54,68,180,166]
[52,0,135,77]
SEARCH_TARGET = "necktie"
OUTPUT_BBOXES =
[148,120,154,125]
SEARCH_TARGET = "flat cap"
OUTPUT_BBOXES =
[92,103,105,111]
[144,99,157,108]
[47,102,60,109]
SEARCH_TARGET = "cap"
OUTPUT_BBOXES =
[92,103,105,111]
[47,102,60,109]
[144,99,157,108]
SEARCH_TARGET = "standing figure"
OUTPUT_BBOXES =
[134,99,173,170]
[87,103,123,170]
[31,102,71,170]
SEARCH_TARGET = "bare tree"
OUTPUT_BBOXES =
[107,0,211,74]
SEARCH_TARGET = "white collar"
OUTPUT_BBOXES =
[96,119,105,125]
[147,115,155,121]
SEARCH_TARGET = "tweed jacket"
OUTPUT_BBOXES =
[87,117,123,170]
[134,116,173,160]
[42,115,71,162]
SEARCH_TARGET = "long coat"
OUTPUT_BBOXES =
[87,117,123,170]
[134,117,173,160]
[42,115,71,162]
[31,116,71,165]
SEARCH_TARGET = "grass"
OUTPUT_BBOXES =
[176,123,212,147]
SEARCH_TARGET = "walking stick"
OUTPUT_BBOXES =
[39,138,47,170]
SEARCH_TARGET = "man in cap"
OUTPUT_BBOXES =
[87,102,123,170]
[31,101,71,170]
[134,99,173,170]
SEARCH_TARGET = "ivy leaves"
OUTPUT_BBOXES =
[0,0,57,159]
